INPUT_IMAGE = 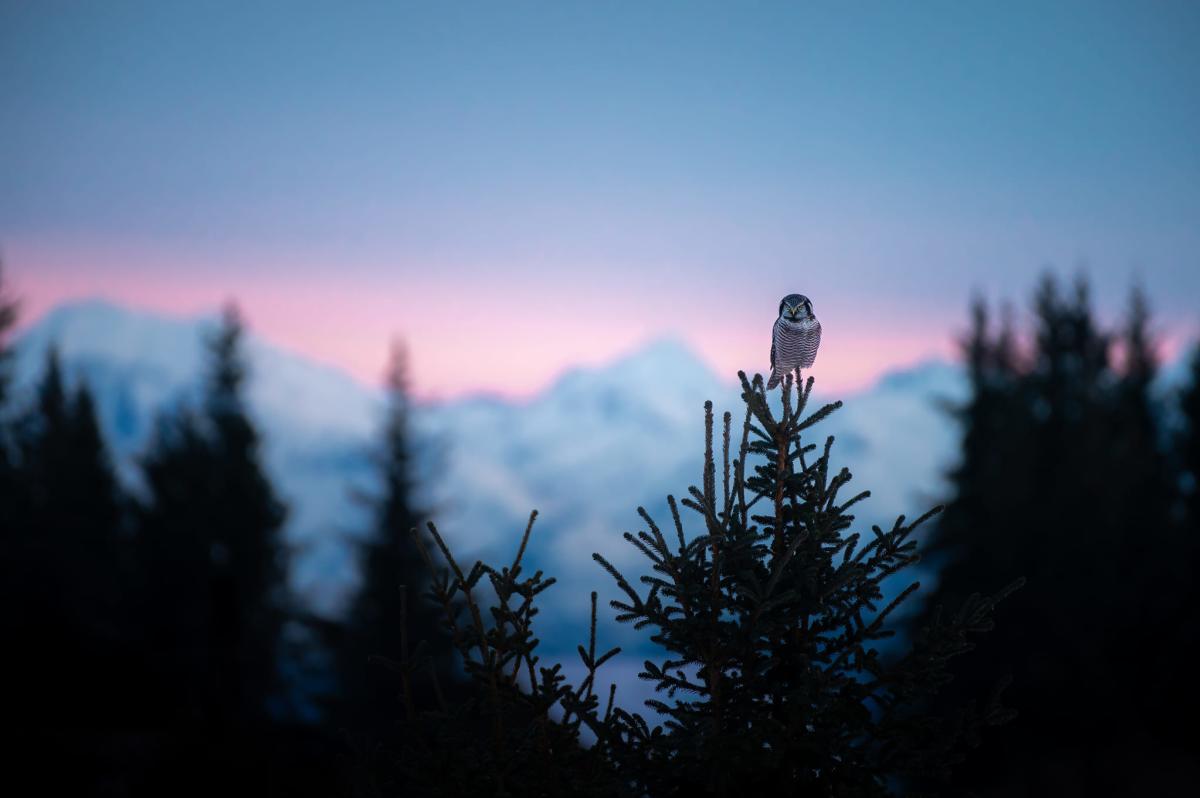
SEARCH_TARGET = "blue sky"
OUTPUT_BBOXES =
[2,1,1198,394]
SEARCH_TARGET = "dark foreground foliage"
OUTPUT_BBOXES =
[384,370,1022,796]
[917,274,1200,796]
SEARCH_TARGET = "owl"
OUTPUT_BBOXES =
[768,293,822,389]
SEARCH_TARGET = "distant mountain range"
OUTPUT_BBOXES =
[11,300,976,657]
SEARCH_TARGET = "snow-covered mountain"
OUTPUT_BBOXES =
[10,300,970,652]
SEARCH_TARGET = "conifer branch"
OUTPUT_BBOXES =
[512,509,538,571]
[722,410,732,523]
[667,495,687,554]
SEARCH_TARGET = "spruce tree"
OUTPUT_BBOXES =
[0,263,20,628]
[6,349,125,731]
[204,305,288,724]
[339,343,461,738]
[1181,345,1200,531]
[137,408,221,726]
[0,260,18,531]
[1109,287,1175,659]
[138,304,287,731]
[594,374,1020,795]
[0,260,20,715]
[1171,342,1200,727]
[0,260,15,411]
[393,510,629,797]
[931,299,1025,584]
[19,352,122,612]
[920,274,1194,795]
[395,369,1019,796]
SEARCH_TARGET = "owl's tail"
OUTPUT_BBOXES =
[767,371,782,390]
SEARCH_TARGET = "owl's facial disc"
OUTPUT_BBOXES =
[779,293,811,320]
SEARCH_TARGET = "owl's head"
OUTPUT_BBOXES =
[778,294,814,321]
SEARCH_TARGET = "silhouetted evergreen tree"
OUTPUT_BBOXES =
[0,260,15,411]
[391,369,1019,796]
[3,343,132,796]
[0,262,18,693]
[0,264,30,720]
[1179,344,1200,534]
[137,304,287,734]
[126,304,354,797]
[1169,342,1200,741]
[336,343,462,746]
[136,408,219,727]
[919,274,1195,796]
[933,298,1027,589]
[12,350,124,670]
[0,261,18,504]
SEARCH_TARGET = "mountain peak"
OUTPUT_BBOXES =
[15,299,214,386]
[873,359,963,394]
[31,297,214,334]
[617,336,704,366]
[543,336,727,404]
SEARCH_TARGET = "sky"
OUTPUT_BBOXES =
[2,0,1198,398]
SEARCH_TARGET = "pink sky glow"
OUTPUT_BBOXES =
[6,239,959,400]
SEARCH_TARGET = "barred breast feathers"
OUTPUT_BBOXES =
[768,318,822,388]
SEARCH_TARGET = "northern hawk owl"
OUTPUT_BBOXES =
[768,294,822,389]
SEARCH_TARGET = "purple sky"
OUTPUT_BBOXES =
[3,1,1198,396]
